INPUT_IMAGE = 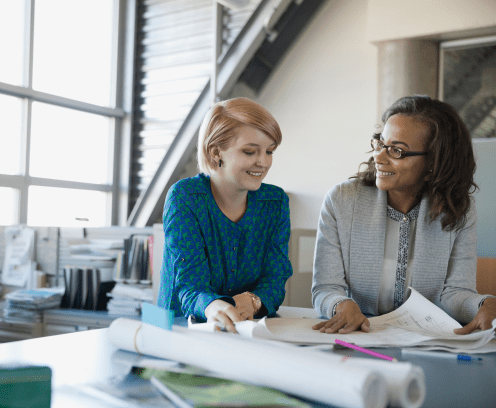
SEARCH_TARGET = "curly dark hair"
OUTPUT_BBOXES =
[354,95,478,231]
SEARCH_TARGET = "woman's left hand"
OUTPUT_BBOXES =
[454,297,496,335]
[232,293,255,321]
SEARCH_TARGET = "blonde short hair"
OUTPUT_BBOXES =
[197,97,282,175]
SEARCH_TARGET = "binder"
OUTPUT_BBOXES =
[83,268,94,311]
[61,266,113,311]
[81,268,88,309]
[91,268,101,311]
[127,237,141,284]
[69,268,79,308]
[95,281,116,311]
[139,238,146,282]
[71,269,84,309]
[60,267,71,309]
[140,237,152,284]
[113,250,125,282]
[122,238,132,280]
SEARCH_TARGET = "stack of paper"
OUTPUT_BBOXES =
[3,288,64,322]
[106,283,153,316]
[2,226,36,287]
[67,239,124,261]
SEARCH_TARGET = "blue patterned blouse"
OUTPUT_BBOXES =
[157,173,293,321]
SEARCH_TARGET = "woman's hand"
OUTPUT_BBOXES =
[312,300,370,334]
[205,299,243,333]
[454,298,496,335]
[232,293,255,321]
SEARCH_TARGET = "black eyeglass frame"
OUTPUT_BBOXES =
[370,138,428,159]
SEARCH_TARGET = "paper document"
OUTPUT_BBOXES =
[189,288,496,353]
[2,227,35,287]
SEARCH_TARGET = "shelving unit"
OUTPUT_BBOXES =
[0,225,154,343]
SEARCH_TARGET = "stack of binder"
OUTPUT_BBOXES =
[60,233,153,313]
[60,267,115,311]
[113,234,153,284]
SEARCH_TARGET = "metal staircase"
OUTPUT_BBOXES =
[128,0,324,226]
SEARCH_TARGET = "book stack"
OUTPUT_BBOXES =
[3,288,64,323]
[106,283,153,317]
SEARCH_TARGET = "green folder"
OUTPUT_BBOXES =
[0,366,51,408]
[135,367,310,408]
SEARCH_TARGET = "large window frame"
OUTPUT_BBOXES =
[0,0,135,227]
[439,34,496,139]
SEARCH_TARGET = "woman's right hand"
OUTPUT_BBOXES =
[205,299,243,333]
[312,300,370,334]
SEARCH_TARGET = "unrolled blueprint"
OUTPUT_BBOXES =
[191,288,496,353]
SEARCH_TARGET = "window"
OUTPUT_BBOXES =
[0,0,130,227]
[440,37,496,139]
[440,36,496,258]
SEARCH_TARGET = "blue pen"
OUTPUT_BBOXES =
[401,349,482,361]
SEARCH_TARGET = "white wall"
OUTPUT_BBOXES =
[367,0,496,42]
[256,0,378,229]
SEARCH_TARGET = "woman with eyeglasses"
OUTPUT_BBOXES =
[312,95,496,335]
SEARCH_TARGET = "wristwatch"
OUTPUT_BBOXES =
[244,292,262,315]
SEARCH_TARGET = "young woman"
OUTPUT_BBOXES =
[157,97,292,332]
[312,95,496,335]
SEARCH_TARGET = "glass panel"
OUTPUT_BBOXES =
[442,44,496,139]
[0,0,25,85]
[0,187,19,225]
[32,0,114,106]
[0,94,23,175]
[30,102,112,184]
[28,186,109,227]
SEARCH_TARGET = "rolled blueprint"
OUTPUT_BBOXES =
[109,318,388,408]
[341,357,425,408]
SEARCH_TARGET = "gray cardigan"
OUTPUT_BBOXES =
[312,179,494,324]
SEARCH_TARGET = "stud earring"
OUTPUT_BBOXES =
[219,159,222,168]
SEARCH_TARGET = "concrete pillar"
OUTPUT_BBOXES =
[376,39,439,122]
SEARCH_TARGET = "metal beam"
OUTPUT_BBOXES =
[0,82,125,118]
[128,0,296,226]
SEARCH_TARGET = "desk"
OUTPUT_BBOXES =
[0,307,495,408]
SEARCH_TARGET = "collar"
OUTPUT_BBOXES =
[387,202,421,223]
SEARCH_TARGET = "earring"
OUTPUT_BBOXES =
[218,159,222,168]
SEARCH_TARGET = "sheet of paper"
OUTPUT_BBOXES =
[252,289,496,351]
[2,227,35,287]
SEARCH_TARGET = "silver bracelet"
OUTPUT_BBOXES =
[331,299,348,317]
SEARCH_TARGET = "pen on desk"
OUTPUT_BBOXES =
[335,339,397,362]
[401,349,483,361]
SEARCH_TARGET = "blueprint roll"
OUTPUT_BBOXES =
[109,318,388,408]
[341,357,425,408]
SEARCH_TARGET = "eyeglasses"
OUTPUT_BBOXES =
[370,138,428,159]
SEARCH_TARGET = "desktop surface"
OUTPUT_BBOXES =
[0,308,494,408]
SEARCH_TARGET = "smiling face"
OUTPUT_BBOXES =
[374,114,430,208]
[215,125,275,193]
